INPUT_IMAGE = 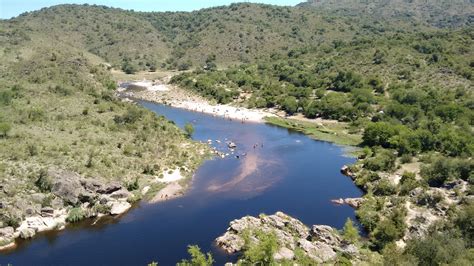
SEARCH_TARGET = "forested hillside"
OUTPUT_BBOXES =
[299,0,474,28]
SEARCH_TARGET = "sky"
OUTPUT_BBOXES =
[0,0,304,19]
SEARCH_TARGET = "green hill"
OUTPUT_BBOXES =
[298,0,474,28]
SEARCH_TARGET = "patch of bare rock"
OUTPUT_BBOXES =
[216,212,360,264]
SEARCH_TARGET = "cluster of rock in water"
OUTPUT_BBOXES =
[216,212,360,264]
[0,169,134,250]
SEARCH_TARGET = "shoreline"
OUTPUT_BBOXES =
[119,79,276,123]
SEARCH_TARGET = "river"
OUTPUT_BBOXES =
[1,101,362,265]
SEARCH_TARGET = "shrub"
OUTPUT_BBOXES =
[372,206,406,250]
[126,178,139,191]
[342,218,360,243]
[400,172,420,195]
[66,208,85,223]
[0,122,11,137]
[242,229,278,264]
[177,245,214,266]
[35,169,52,192]
[404,232,467,266]
[400,153,413,164]
[93,204,111,214]
[421,157,473,187]
[373,179,397,196]
[3,215,20,228]
[184,122,194,137]
[364,149,397,172]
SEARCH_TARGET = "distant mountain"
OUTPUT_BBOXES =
[3,2,457,71]
[298,0,474,28]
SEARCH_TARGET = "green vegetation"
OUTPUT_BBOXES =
[240,230,279,265]
[264,117,361,146]
[342,218,360,244]
[177,245,214,266]
[184,123,195,137]
[66,208,85,223]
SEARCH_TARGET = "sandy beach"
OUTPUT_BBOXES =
[121,78,275,123]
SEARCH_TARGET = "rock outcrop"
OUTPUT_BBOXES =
[0,168,136,250]
[216,212,360,264]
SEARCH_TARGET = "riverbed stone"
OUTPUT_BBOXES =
[109,201,131,215]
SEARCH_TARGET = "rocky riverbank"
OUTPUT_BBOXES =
[0,164,204,251]
[119,79,275,123]
[216,212,377,264]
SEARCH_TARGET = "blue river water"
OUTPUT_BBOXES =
[1,101,362,265]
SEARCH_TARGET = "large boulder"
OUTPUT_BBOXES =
[310,225,341,246]
[216,232,245,253]
[110,189,132,200]
[97,182,122,194]
[80,179,105,192]
[298,239,337,263]
[109,201,131,215]
[49,170,85,205]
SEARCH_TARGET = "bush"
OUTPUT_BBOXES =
[126,178,139,191]
[35,169,52,192]
[342,218,360,243]
[184,123,194,137]
[404,232,467,266]
[373,179,397,196]
[372,206,406,250]
[421,157,473,187]
[282,96,298,115]
[242,229,278,264]
[177,245,214,266]
[400,172,420,195]
[121,61,137,74]
[456,202,474,247]
[0,122,11,137]
[66,208,85,223]
[364,149,397,172]
[3,215,20,228]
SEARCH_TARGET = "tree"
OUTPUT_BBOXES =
[330,71,363,92]
[184,123,194,137]
[342,218,360,243]
[282,96,298,115]
[362,122,398,148]
[0,122,11,137]
[404,232,466,266]
[121,60,137,74]
[177,245,214,266]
